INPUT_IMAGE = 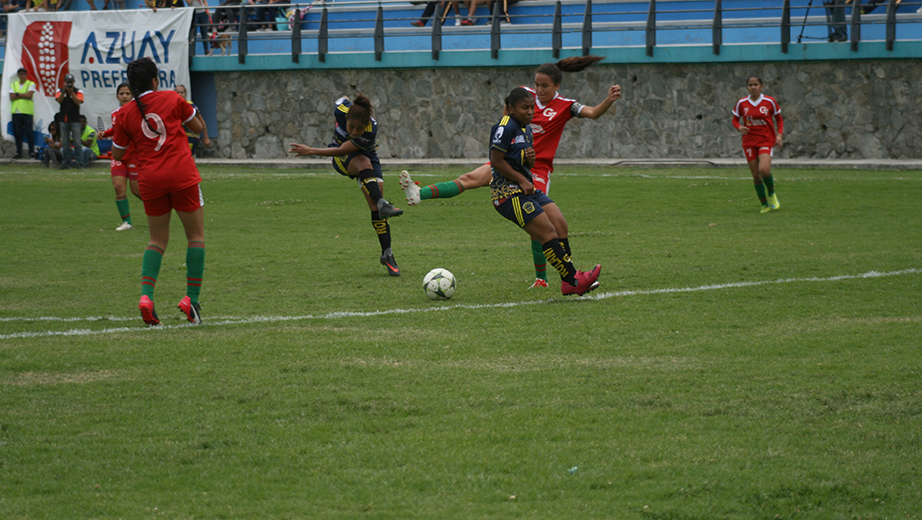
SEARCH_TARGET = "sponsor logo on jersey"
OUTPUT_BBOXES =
[543,107,557,120]
[514,135,526,144]
[530,124,544,134]
[493,126,505,142]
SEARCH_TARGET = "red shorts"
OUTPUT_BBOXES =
[532,165,551,195]
[110,159,139,181]
[143,183,204,217]
[743,146,773,162]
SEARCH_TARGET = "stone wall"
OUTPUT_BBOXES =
[211,60,920,161]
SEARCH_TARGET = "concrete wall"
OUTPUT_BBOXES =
[212,59,920,161]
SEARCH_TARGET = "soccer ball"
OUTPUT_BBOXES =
[423,268,456,300]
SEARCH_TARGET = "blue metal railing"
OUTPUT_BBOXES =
[2,0,920,61]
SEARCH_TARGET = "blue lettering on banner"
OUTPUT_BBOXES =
[138,32,161,63]
[158,70,177,89]
[82,30,177,65]
[156,30,175,63]
[105,32,120,64]
[80,70,90,87]
[81,33,105,65]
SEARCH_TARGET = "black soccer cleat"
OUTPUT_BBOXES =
[377,198,403,219]
[380,248,401,277]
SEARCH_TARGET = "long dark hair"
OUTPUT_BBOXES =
[535,55,606,85]
[347,94,374,126]
[126,57,160,135]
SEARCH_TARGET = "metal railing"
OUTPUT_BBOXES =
[2,1,918,62]
[194,0,921,63]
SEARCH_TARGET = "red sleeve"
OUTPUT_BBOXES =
[98,127,114,139]
[732,117,741,130]
[112,117,131,149]
[177,93,196,123]
[775,113,784,136]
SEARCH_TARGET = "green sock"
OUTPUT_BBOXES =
[141,245,164,299]
[754,182,768,205]
[531,240,548,281]
[421,180,463,200]
[116,198,132,224]
[185,241,205,304]
[763,175,775,196]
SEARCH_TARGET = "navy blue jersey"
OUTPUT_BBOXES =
[489,115,534,202]
[332,97,378,155]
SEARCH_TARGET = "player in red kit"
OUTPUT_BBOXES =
[399,56,621,288]
[112,58,206,326]
[733,76,784,213]
[98,82,141,231]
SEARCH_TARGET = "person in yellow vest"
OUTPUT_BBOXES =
[9,68,36,159]
[79,115,100,165]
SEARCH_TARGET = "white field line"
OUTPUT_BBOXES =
[1,268,919,341]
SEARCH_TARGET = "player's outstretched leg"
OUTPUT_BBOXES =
[399,171,421,205]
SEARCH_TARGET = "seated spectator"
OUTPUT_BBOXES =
[411,1,468,27]
[79,115,100,166]
[42,121,64,169]
[463,0,518,25]
[216,0,242,30]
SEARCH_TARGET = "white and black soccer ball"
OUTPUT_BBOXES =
[423,268,456,300]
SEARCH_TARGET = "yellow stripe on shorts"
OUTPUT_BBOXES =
[513,196,525,227]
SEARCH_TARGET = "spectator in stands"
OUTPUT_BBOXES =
[185,0,214,53]
[824,0,847,42]
[79,115,100,166]
[861,0,903,14]
[146,0,185,11]
[464,0,517,24]
[410,1,467,27]
[103,0,127,9]
[55,73,86,169]
[9,67,37,159]
[42,121,64,169]
[216,0,242,30]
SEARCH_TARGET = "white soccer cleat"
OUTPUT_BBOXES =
[399,170,421,206]
[115,222,134,231]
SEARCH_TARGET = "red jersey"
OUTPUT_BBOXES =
[524,87,584,173]
[112,90,200,199]
[732,95,783,148]
[99,106,135,168]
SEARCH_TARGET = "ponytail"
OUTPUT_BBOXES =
[536,55,606,85]
[126,58,161,135]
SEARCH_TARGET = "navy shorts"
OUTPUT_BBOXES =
[492,190,554,228]
[332,148,382,180]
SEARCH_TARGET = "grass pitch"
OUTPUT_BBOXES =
[1,164,921,519]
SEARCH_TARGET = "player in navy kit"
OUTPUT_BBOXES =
[490,87,601,296]
[288,94,404,276]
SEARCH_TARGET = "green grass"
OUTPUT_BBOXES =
[1,164,921,519]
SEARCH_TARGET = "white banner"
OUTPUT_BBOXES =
[2,8,193,142]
